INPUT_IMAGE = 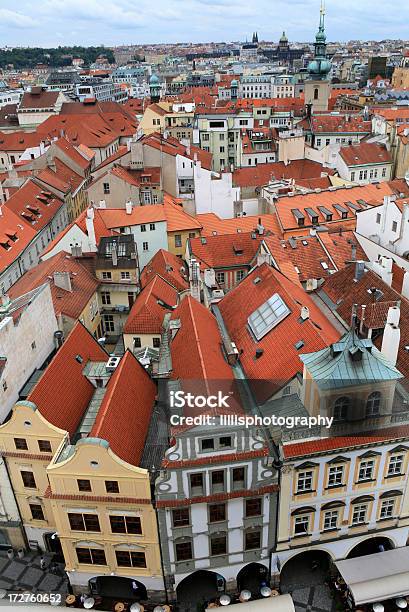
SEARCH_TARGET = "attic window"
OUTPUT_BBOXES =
[248,293,290,340]
[75,354,83,364]
[294,340,304,350]
[0,240,11,251]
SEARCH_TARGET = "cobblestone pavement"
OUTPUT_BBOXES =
[286,585,338,612]
[0,550,69,597]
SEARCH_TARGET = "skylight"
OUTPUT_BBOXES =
[248,293,290,340]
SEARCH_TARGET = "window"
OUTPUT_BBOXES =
[153,337,161,348]
[116,550,146,568]
[380,498,395,519]
[190,473,204,495]
[366,391,381,417]
[102,271,112,280]
[245,530,261,550]
[382,167,387,178]
[142,191,152,204]
[351,172,355,181]
[245,498,262,517]
[134,337,141,348]
[103,182,110,194]
[211,470,225,492]
[358,459,374,482]
[392,221,398,233]
[297,470,313,493]
[334,396,350,421]
[316,138,321,147]
[109,515,142,534]
[220,146,225,153]
[209,503,226,523]
[323,510,338,530]
[328,465,344,488]
[101,291,111,305]
[77,479,91,492]
[141,224,146,232]
[105,480,119,493]
[352,504,368,525]
[219,436,232,448]
[121,271,131,280]
[232,467,245,489]
[210,534,227,556]
[236,270,245,282]
[38,440,51,453]
[376,213,381,224]
[175,540,193,561]
[201,438,214,451]
[174,234,182,248]
[150,223,155,231]
[216,271,225,284]
[387,454,404,476]
[30,504,45,521]
[104,315,115,332]
[21,471,36,488]
[172,508,190,527]
[294,515,310,535]
[142,242,149,252]
[68,513,101,532]
[14,438,28,450]
[248,293,290,341]
[76,547,106,565]
[189,232,196,239]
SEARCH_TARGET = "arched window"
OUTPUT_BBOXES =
[334,396,350,421]
[314,87,319,100]
[366,391,381,417]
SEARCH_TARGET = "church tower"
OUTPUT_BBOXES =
[149,73,161,104]
[304,1,332,112]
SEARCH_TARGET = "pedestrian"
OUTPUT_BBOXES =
[40,556,46,570]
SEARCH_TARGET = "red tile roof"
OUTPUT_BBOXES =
[90,351,156,466]
[98,205,166,229]
[339,142,391,167]
[0,131,45,152]
[4,179,64,231]
[123,274,178,335]
[233,159,331,189]
[318,230,367,269]
[110,165,161,186]
[28,322,108,436]
[142,132,212,170]
[307,114,372,134]
[54,136,92,171]
[141,248,189,291]
[18,89,60,110]
[163,194,202,232]
[281,235,335,282]
[8,251,99,320]
[218,263,340,399]
[284,424,409,458]
[0,205,36,273]
[197,211,283,238]
[189,231,263,270]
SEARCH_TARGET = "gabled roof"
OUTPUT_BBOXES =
[110,165,161,187]
[28,322,108,436]
[300,330,402,389]
[218,263,340,397]
[318,230,366,269]
[141,249,189,291]
[123,274,178,335]
[339,142,391,166]
[163,194,202,232]
[0,130,45,152]
[189,231,263,270]
[281,234,335,281]
[53,136,92,170]
[307,114,372,134]
[142,132,212,170]
[18,89,60,110]
[233,159,330,188]
[38,113,132,149]
[0,205,37,273]
[4,179,64,231]
[8,251,99,320]
[42,208,112,257]
[90,351,156,466]
[98,205,167,229]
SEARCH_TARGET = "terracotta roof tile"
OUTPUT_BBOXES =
[339,142,391,166]
[140,249,189,291]
[123,275,178,334]
[28,322,108,435]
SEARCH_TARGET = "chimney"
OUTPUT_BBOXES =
[125,200,133,214]
[111,242,118,266]
[70,243,82,258]
[53,271,72,292]
[85,208,97,251]
[54,330,64,350]
[354,260,365,282]
[189,258,201,302]
[98,199,106,208]
[381,304,401,367]
[257,218,264,235]
[300,306,309,321]
[351,243,357,261]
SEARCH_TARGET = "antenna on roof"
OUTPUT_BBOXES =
[351,303,358,344]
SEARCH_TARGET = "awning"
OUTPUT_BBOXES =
[335,547,409,605]
[206,594,295,612]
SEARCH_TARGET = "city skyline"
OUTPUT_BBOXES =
[0,0,408,48]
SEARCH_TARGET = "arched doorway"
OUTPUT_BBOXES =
[346,536,394,558]
[280,550,332,592]
[176,570,225,610]
[44,532,64,563]
[237,563,269,598]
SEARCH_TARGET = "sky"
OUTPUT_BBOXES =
[0,0,408,48]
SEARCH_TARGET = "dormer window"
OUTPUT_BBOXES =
[201,438,214,451]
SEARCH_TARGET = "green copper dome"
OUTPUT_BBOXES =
[308,58,331,76]
[149,73,160,85]
[308,2,331,79]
